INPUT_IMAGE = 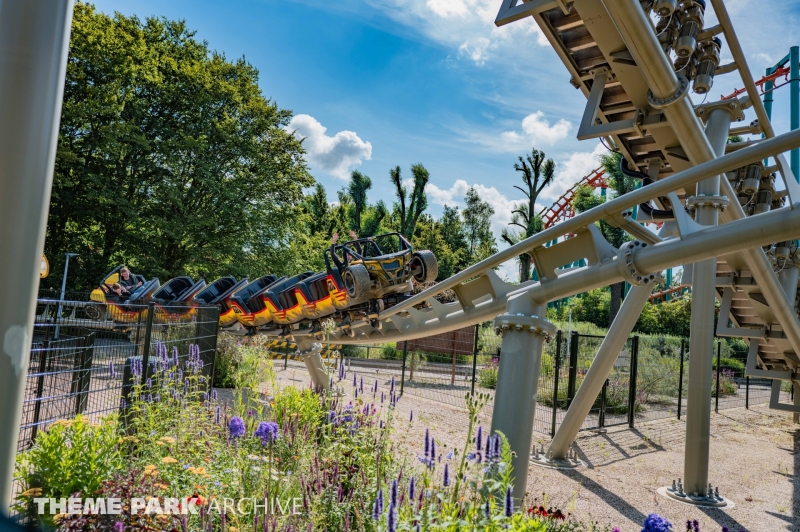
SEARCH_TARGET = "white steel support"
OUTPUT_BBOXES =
[295,340,331,393]
[542,282,653,463]
[0,0,74,507]
[683,107,732,498]
[600,0,800,362]
[490,295,554,500]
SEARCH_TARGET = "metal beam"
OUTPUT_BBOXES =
[0,0,74,507]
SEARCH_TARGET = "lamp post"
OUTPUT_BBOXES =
[55,252,78,338]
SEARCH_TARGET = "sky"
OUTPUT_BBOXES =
[91,0,800,279]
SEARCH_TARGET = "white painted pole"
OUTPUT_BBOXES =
[0,0,74,508]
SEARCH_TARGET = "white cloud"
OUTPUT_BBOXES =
[286,114,372,180]
[539,143,607,205]
[500,111,571,148]
[367,0,550,66]
[425,179,513,237]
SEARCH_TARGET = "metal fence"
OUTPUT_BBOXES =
[17,293,219,451]
[340,327,786,437]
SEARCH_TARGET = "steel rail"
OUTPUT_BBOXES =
[378,127,800,321]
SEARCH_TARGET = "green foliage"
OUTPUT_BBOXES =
[478,358,499,389]
[14,415,124,524]
[46,3,314,289]
[272,386,325,430]
[501,148,555,283]
[463,187,498,266]
[211,335,277,393]
[390,163,430,239]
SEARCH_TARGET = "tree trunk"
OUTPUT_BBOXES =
[609,282,624,327]
[519,254,531,283]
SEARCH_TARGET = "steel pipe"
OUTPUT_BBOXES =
[490,297,549,499]
[332,202,800,345]
[546,283,652,460]
[0,0,74,507]
[379,128,800,322]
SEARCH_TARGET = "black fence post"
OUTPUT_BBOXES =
[471,325,479,396]
[567,331,579,404]
[74,331,96,415]
[628,336,639,429]
[551,330,562,437]
[678,338,685,420]
[400,340,408,395]
[30,341,50,443]
[715,340,721,413]
[140,301,155,368]
[745,375,750,409]
[599,378,608,428]
[366,346,370,359]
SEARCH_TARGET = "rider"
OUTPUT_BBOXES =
[118,266,143,293]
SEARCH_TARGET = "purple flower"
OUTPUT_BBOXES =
[613,529,621,532]
[353,372,357,387]
[381,392,385,404]
[172,346,179,367]
[146,378,152,389]
[212,389,217,400]
[372,489,383,520]
[390,479,398,507]
[443,464,450,487]
[387,499,396,532]
[408,476,416,501]
[254,421,279,445]
[215,406,221,424]
[113,521,124,532]
[476,426,483,451]
[484,500,490,518]
[228,416,246,439]
[359,377,363,393]
[390,375,395,393]
[641,514,673,532]
[692,519,699,532]
[410,411,414,422]
[504,486,513,517]
[109,362,117,379]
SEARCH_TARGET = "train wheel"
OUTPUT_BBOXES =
[410,250,439,283]
[343,264,370,299]
[84,304,105,321]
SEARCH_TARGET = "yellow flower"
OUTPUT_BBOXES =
[154,483,168,490]
[50,420,72,429]
[20,488,42,497]
[161,457,178,464]
[123,436,139,443]
[53,514,68,523]
[159,436,176,444]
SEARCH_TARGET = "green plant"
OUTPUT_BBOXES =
[272,386,324,429]
[14,415,124,525]
[212,333,239,388]
[478,358,499,389]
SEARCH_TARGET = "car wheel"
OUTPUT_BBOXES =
[410,250,439,283]
[343,264,371,299]
[84,304,104,321]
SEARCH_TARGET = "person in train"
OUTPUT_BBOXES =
[119,266,142,292]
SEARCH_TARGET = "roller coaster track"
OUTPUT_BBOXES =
[249,6,800,458]
[537,167,607,229]
[648,284,690,304]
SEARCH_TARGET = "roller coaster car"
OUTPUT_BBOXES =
[229,275,279,328]
[263,272,316,327]
[295,272,338,322]
[326,233,438,319]
[150,276,208,323]
[193,276,249,329]
[87,265,160,323]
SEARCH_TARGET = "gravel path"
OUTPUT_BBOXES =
[221,360,800,532]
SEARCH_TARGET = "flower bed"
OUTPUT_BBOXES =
[13,342,740,531]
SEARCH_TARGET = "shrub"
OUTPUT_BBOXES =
[478,358,499,389]
[712,356,745,374]
[712,369,738,397]
[14,415,124,525]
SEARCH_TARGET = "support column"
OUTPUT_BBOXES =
[791,46,799,180]
[0,0,74,507]
[778,264,799,422]
[682,107,733,500]
[541,282,653,463]
[490,294,554,500]
[296,339,331,393]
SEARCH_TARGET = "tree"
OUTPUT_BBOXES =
[413,214,463,281]
[347,170,373,232]
[572,151,638,326]
[462,188,498,265]
[390,163,429,239]
[304,183,331,236]
[500,148,555,283]
[46,4,313,289]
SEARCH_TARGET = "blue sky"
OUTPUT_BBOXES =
[91,0,800,277]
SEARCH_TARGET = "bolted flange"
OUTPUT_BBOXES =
[687,194,730,212]
[647,74,690,109]
[616,241,664,286]
[494,313,557,340]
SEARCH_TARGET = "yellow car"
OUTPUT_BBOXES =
[86,266,160,323]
